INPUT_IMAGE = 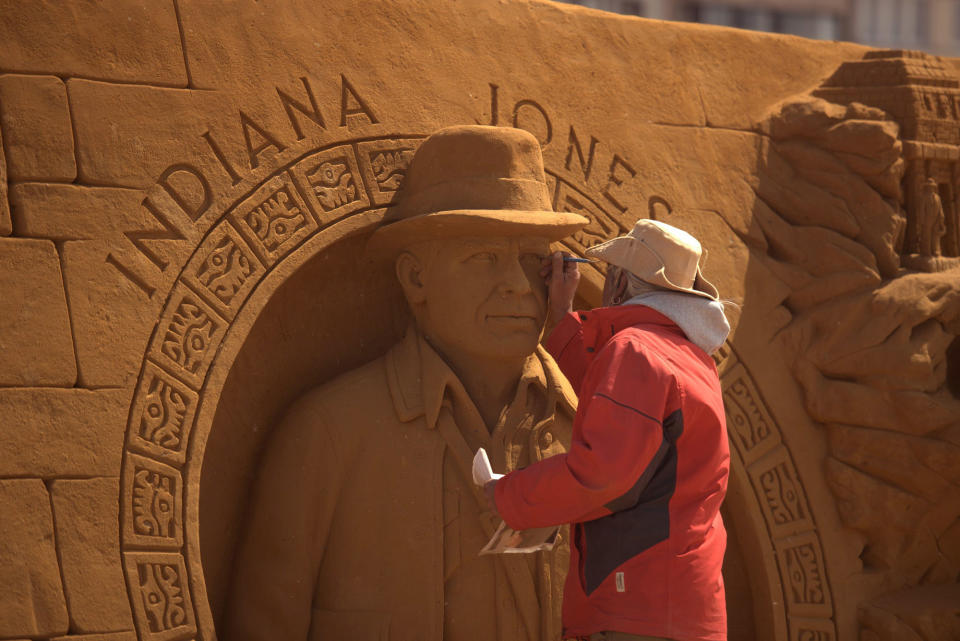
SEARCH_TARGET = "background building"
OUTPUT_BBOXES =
[562,0,960,55]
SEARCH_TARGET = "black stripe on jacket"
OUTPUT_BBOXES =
[580,408,684,595]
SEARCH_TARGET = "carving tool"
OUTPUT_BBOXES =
[562,256,597,263]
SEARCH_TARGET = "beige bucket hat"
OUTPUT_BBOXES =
[367,125,588,255]
[586,219,719,300]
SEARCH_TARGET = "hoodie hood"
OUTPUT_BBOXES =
[623,291,730,355]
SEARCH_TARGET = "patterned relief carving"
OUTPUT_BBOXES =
[722,363,780,465]
[229,173,317,265]
[308,157,357,209]
[129,362,198,464]
[150,285,226,388]
[790,618,836,641]
[123,453,182,549]
[718,352,836,639]
[748,448,814,540]
[778,534,832,618]
[289,145,369,223]
[357,138,423,205]
[183,225,264,319]
[761,463,806,525]
[551,178,626,252]
[125,553,196,641]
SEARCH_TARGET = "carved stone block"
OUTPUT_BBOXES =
[128,362,199,465]
[356,138,423,205]
[0,238,76,386]
[123,553,195,641]
[0,125,9,237]
[228,173,316,266]
[0,75,76,181]
[748,447,815,541]
[0,480,67,637]
[789,617,837,641]
[49,478,134,632]
[0,388,128,477]
[722,363,781,465]
[148,284,226,390]
[182,223,264,320]
[122,453,183,550]
[289,145,370,225]
[776,532,833,619]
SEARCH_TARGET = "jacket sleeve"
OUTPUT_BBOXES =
[544,311,589,393]
[496,335,674,530]
[222,391,343,641]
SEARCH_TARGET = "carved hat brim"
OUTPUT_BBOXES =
[366,209,589,256]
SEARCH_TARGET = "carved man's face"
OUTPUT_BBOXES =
[397,235,550,362]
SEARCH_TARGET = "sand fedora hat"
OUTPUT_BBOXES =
[586,219,720,301]
[367,125,588,255]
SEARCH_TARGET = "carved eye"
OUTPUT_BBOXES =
[469,252,496,263]
[147,403,163,419]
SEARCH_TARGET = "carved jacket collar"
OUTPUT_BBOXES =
[385,325,577,433]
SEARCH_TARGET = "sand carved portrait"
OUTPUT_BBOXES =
[222,125,588,640]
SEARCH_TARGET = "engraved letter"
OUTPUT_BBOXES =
[158,164,212,222]
[512,99,553,147]
[565,126,599,182]
[603,154,637,213]
[277,76,327,140]
[648,195,672,220]
[477,82,500,126]
[106,197,189,298]
[339,74,380,127]
[202,131,243,186]
[239,110,288,169]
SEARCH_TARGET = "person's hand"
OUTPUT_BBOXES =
[540,251,580,328]
[483,479,500,520]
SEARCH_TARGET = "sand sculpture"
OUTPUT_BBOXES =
[1,2,958,641]
[224,125,587,641]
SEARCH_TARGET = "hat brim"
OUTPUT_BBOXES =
[586,236,720,301]
[367,209,589,256]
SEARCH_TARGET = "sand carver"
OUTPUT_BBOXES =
[225,125,589,641]
[485,220,731,641]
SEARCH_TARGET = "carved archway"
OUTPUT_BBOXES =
[117,132,836,641]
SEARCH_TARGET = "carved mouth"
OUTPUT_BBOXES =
[486,314,539,324]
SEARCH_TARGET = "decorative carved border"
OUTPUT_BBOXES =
[716,347,837,640]
[120,134,426,641]
[119,133,836,641]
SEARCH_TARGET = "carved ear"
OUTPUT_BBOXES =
[396,251,427,305]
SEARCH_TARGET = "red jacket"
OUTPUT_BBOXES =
[495,305,729,641]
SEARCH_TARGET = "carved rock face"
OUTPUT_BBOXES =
[756,93,960,640]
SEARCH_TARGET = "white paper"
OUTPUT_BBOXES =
[472,448,559,555]
[472,447,503,486]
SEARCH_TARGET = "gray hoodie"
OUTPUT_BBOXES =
[623,291,731,355]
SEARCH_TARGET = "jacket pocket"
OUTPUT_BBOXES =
[309,609,391,641]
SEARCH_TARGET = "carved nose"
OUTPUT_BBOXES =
[499,256,531,295]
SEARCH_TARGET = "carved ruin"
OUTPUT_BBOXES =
[0,2,958,641]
